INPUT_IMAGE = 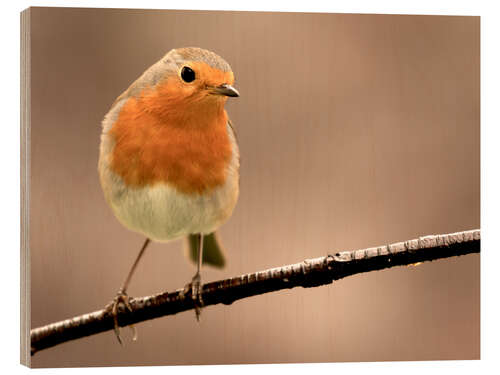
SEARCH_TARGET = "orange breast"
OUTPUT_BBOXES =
[108,83,233,195]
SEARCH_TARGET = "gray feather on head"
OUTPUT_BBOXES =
[170,47,232,72]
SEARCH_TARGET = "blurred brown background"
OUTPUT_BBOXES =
[28,8,479,367]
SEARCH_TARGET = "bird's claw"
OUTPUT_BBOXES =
[105,290,137,345]
[180,273,204,321]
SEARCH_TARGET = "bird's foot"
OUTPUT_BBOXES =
[180,273,204,321]
[105,289,137,345]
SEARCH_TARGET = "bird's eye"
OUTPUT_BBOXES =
[181,66,196,83]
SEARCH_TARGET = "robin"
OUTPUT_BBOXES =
[98,47,240,343]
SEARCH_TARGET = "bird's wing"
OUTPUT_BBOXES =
[227,118,238,142]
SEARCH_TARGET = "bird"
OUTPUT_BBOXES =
[98,47,240,343]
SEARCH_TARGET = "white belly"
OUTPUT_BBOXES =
[101,174,239,242]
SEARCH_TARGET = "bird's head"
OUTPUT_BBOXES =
[126,47,239,121]
[168,47,239,100]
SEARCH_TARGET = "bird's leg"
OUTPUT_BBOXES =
[193,233,204,320]
[105,237,151,345]
[181,233,204,321]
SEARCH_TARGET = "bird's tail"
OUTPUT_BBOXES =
[185,232,226,268]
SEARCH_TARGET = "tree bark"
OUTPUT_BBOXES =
[30,229,480,355]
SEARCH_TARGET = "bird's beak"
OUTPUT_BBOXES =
[210,84,240,97]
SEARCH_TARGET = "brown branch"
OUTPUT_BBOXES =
[30,229,480,355]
